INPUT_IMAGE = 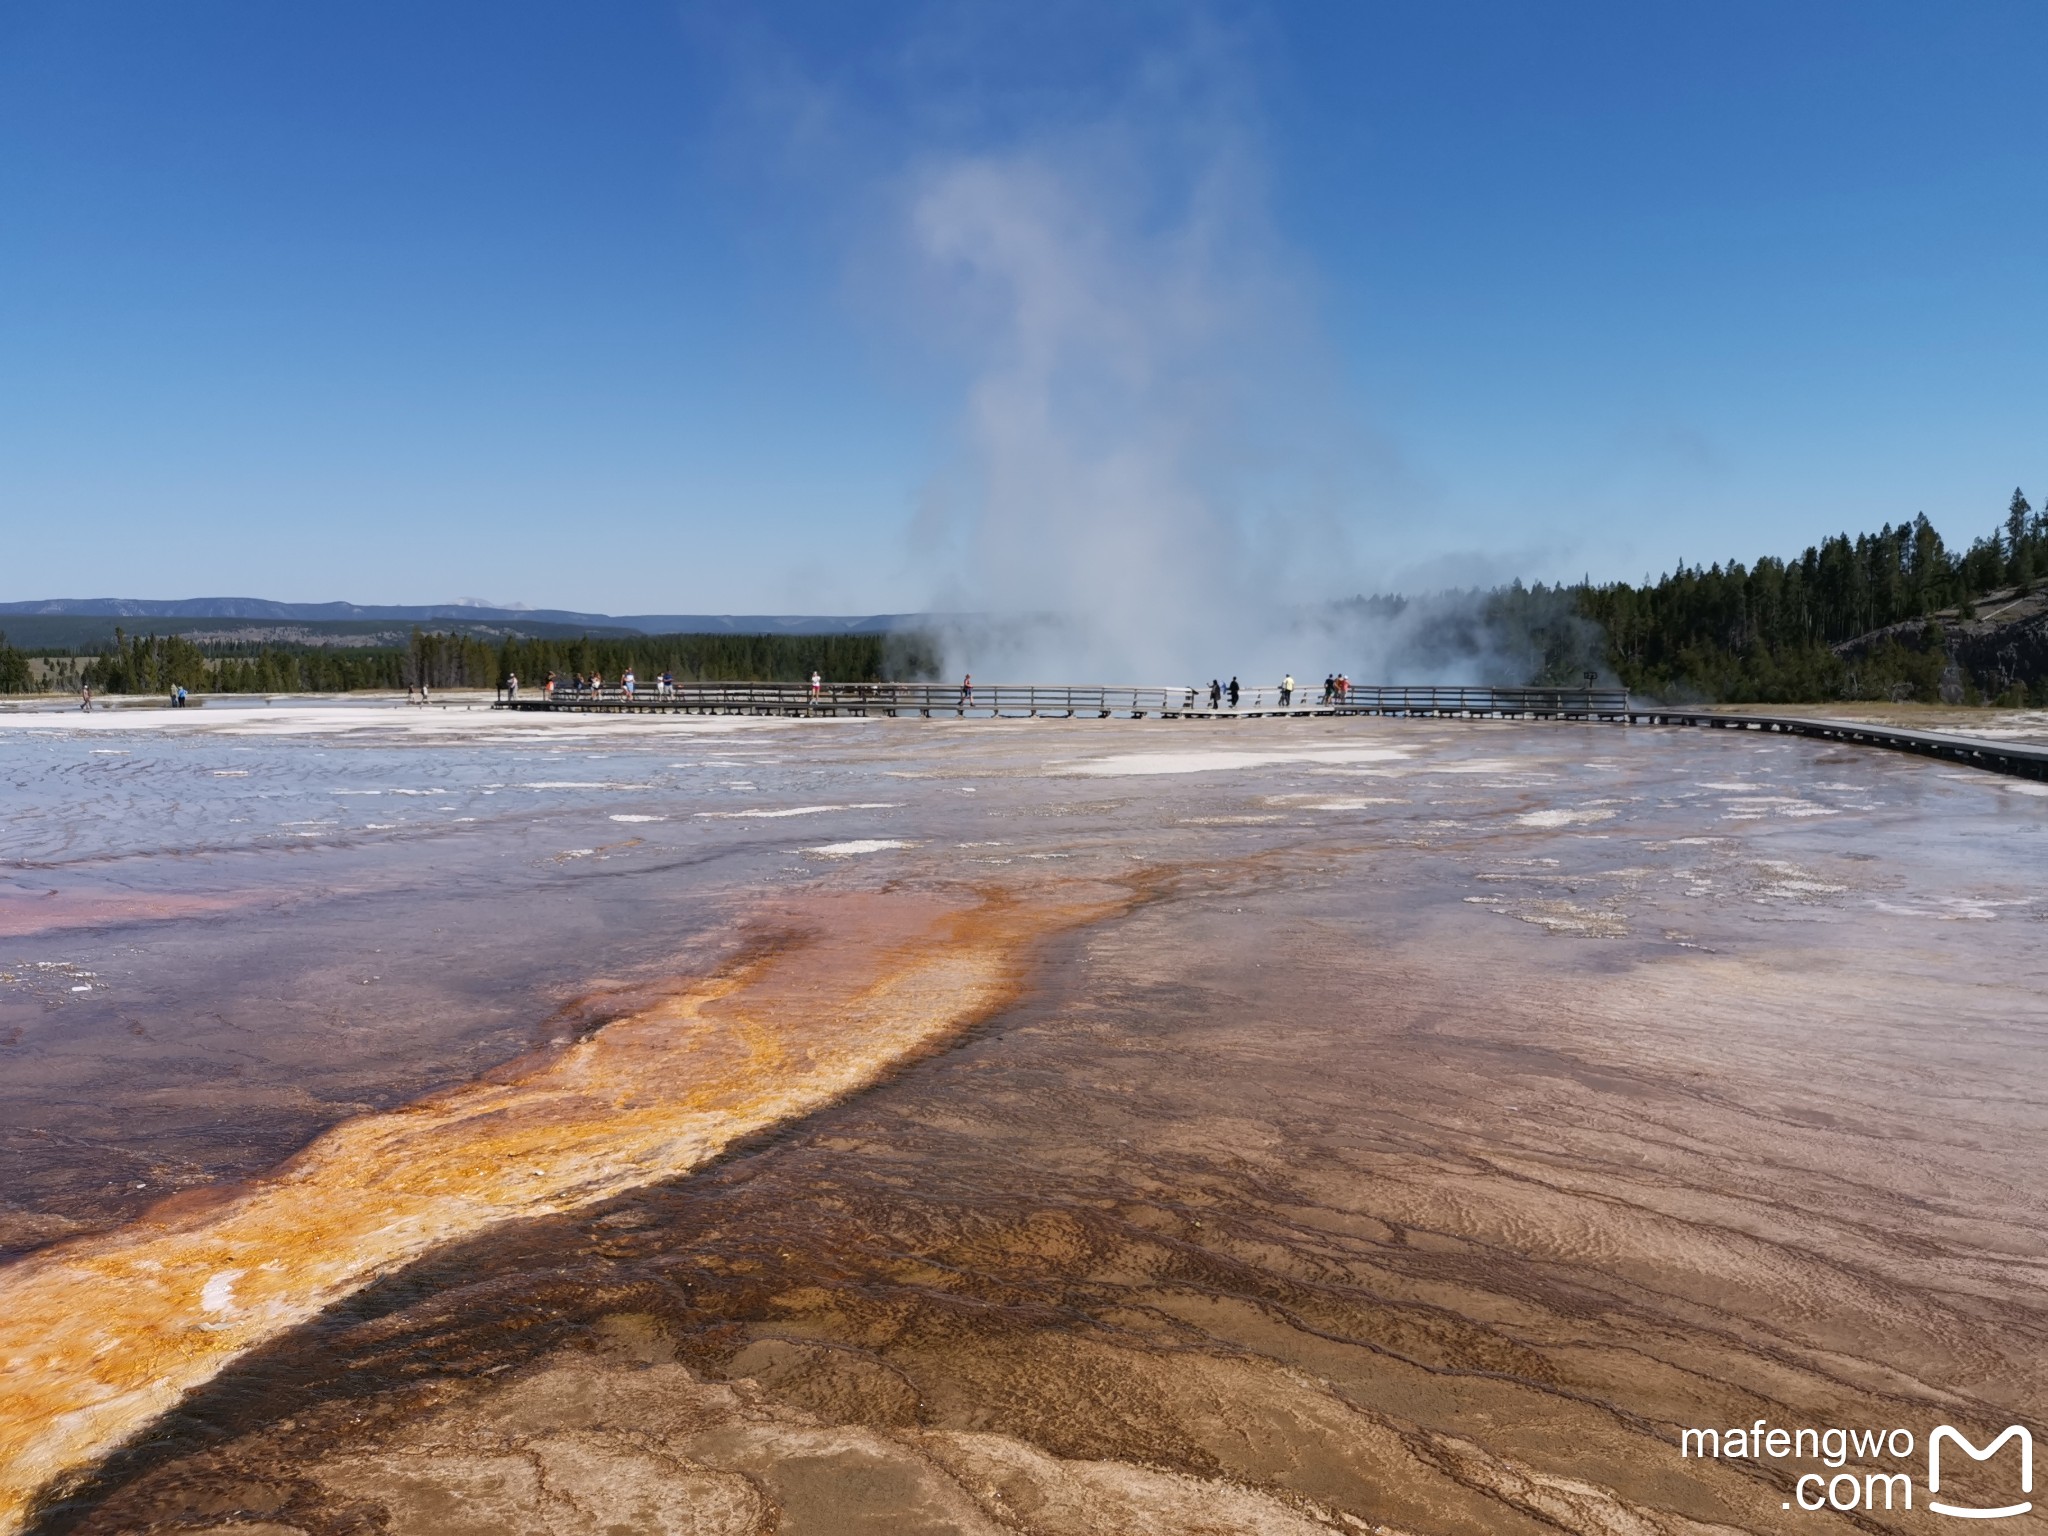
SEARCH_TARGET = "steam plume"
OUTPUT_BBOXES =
[901,43,1338,684]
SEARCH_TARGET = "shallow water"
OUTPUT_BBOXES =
[3,707,2044,1534]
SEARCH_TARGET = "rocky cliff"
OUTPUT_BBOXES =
[1836,586,2048,703]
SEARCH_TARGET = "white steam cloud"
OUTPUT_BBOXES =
[726,14,1606,688]
[900,49,1352,685]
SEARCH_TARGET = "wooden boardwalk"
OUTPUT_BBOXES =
[497,681,1634,721]
[493,683,2048,782]
[1621,706,2048,782]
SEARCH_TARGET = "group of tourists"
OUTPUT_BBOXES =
[532,669,677,701]
[1196,673,1353,710]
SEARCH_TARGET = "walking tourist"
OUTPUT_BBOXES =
[506,671,519,701]
[961,673,974,709]
[1282,674,1295,706]
[810,670,822,701]
[1209,678,1222,708]
[623,669,636,699]
[1227,676,1240,707]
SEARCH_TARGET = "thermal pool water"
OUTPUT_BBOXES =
[1,704,2042,1535]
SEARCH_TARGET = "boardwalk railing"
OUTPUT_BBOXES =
[495,680,1633,720]
[1335,685,1631,718]
[1619,705,2048,782]
[487,682,2048,781]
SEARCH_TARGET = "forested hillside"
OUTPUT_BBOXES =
[1579,489,2048,704]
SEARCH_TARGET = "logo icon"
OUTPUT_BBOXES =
[1929,1425,2032,1519]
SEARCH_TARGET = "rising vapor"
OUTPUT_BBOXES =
[894,32,1587,690]
[899,31,1342,684]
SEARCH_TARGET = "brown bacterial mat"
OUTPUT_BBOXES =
[3,715,2045,1535]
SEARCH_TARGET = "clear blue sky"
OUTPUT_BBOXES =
[2,2,2042,612]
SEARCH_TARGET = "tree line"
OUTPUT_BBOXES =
[491,630,941,688]
[1577,488,2046,703]
[0,627,943,695]
[3,492,2039,703]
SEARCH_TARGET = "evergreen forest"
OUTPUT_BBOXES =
[1,489,2040,704]
[1580,488,2046,703]
[0,629,939,696]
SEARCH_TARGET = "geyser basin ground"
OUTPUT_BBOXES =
[1,708,2042,1535]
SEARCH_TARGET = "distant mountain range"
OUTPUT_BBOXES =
[0,597,917,635]
[0,598,932,653]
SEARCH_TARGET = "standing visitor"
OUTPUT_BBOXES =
[420,681,431,706]
[80,684,91,711]
[810,670,822,702]
[1209,678,1222,709]
[543,671,556,700]
[961,673,974,710]
[623,669,636,699]
[506,672,519,702]
[1282,674,1295,706]
[1227,676,1240,708]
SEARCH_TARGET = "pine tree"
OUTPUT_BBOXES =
[0,632,29,694]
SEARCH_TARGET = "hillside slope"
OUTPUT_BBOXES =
[1835,585,2048,704]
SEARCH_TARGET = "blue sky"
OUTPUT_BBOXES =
[2,2,2042,613]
